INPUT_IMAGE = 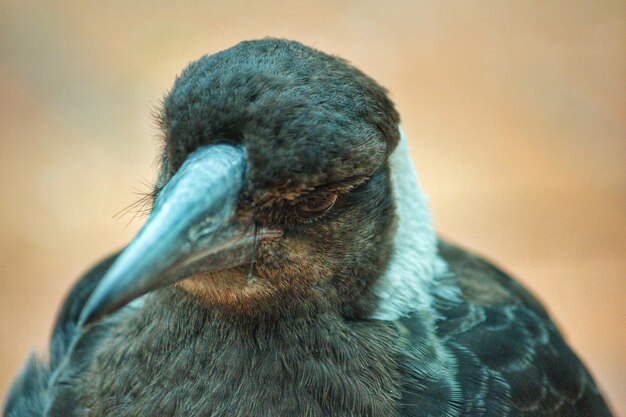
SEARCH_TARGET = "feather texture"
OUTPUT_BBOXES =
[396,241,613,417]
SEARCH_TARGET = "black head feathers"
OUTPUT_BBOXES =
[160,38,400,205]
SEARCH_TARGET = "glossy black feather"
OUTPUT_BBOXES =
[397,241,612,417]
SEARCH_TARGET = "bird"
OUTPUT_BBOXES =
[4,38,613,417]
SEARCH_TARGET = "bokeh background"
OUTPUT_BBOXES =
[1,0,624,413]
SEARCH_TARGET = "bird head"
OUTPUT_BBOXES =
[79,39,438,324]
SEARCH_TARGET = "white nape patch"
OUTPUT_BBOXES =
[369,127,448,321]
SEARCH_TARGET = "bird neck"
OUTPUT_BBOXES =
[370,127,445,320]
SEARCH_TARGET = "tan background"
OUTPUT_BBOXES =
[1,1,624,413]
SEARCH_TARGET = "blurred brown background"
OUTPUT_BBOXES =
[1,0,624,413]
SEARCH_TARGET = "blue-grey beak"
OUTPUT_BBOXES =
[79,144,265,325]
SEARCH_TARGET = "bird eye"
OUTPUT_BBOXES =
[297,193,337,216]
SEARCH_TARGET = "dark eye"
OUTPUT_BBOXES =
[297,193,337,217]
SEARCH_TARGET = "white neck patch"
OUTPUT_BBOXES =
[369,128,447,321]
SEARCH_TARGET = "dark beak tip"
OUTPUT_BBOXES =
[78,295,112,327]
[77,307,98,328]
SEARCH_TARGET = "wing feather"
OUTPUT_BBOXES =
[414,240,614,417]
[3,253,119,417]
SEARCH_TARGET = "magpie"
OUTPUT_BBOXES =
[4,38,613,417]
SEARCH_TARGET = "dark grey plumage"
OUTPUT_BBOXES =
[397,242,612,416]
[4,39,612,417]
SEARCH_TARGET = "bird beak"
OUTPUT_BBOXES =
[78,144,265,326]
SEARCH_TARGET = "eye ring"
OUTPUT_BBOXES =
[297,193,337,216]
